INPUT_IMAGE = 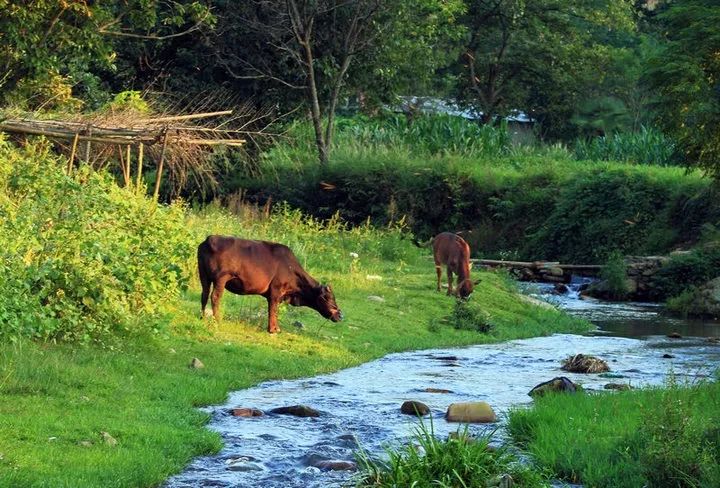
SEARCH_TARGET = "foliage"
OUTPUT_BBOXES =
[239,125,715,262]
[508,377,720,488]
[196,0,465,164]
[649,243,720,301]
[357,420,548,487]
[0,0,212,109]
[574,126,680,166]
[597,251,630,300]
[451,299,494,333]
[0,159,590,487]
[644,0,720,176]
[455,0,636,138]
[0,138,192,343]
[280,114,511,158]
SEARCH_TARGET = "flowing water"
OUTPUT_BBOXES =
[166,279,720,488]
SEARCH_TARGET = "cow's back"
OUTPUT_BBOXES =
[433,232,469,267]
[198,236,308,289]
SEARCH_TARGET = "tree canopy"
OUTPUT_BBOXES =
[0,0,719,172]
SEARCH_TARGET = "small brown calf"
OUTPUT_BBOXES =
[432,232,477,299]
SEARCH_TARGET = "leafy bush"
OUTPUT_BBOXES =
[650,244,720,301]
[0,138,193,343]
[269,113,511,159]
[451,300,494,333]
[596,251,630,300]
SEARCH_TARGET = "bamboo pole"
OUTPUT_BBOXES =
[68,133,79,175]
[141,110,233,123]
[117,145,129,187]
[136,143,144,193]
[125,145,131,187]
[153,130,169,201]
[84,127,92,164]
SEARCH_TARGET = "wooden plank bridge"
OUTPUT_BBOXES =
[471,259,604,282]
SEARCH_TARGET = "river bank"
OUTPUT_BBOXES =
[164,279,720,488]
[0,241,587,487]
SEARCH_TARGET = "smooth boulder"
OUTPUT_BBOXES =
[445,402,497,423]
[270,405,320,417]
[528,376,577,398]
[400,400,430,416]
[230,407,264,417]
[314,460,357,471]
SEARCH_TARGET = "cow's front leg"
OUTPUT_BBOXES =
[211,275,230,322]
[267,297,280,334]
[446,266,454,295]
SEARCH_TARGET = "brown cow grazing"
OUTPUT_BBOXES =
[432,232,477,299]
[197,236,343,333]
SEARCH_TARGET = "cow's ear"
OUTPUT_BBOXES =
[321,284,331,292]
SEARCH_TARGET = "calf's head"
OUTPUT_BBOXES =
[457,278,481,300]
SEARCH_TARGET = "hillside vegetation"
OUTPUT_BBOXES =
[0,141,589,487]
[234,117,717,264]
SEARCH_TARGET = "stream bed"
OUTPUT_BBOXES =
[166,281,720,488]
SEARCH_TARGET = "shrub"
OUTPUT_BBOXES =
[650,243,720,301]
[596,251,630,300]
[0,138,193,343]
[451,300,494,333]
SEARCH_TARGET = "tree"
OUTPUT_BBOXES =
[208,0,464,165]
[455,0,636,138]
[644,0,720,175]
[0,0,212,110]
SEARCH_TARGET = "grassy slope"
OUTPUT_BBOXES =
[0,209,589,488]
[508,380,720,487]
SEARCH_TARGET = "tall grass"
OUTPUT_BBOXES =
[265,114,512,167]
[574,126,680,166]
[357,419,549,487]
[508,377,720,488]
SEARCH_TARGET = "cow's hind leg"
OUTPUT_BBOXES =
[446,266,454,295]
[435,264,442,292]
[211,275,230,322]
[200,281,212,318]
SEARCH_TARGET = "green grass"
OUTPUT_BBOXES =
[507,378,720,487]
[357,420,549,487]
[0,205,590,488]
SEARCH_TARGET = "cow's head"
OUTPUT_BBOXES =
[291,284,342,321]
[314,284,343,322]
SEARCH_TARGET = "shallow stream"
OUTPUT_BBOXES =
[166,280,720,488]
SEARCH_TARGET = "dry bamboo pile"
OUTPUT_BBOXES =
[0,107,259,201]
